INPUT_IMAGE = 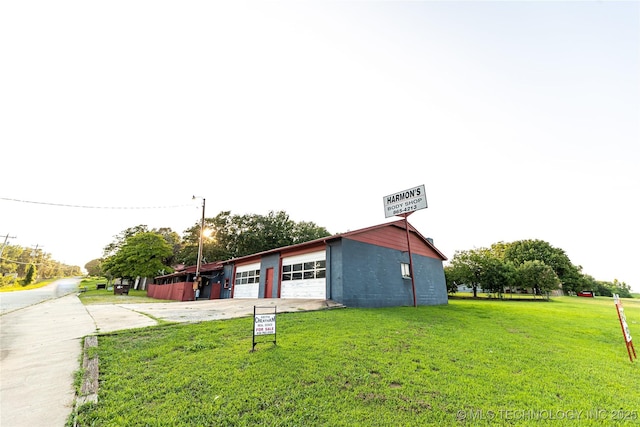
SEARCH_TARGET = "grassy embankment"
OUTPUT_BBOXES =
[73,296,640,426]
[0,278,58,292]
[77,277,160,304]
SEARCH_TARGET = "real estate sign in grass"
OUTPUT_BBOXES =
[73,297,640,426]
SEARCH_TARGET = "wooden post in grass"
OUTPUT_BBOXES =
[614,294,637,362]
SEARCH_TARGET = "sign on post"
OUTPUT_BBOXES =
[383,184,427,218]
[382,184,428,308]
[252,306,277,351]
[614,294,637,362]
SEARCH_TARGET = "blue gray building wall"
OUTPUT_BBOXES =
[259,253,281,298]
[202,270,225,299]
[329,238,447,308]
[221,264,235,299]
[326,242,343,301]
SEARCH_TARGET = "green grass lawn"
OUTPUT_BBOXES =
[73,297,640,426]
[77,277,161,305]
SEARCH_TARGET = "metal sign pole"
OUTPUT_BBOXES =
[402,213,417,307]
[383,184,427,308]
[252,306,257,352]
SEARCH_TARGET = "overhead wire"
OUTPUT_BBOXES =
[0,256,45,266]
[0,197,197,267]
[0,197,193,210]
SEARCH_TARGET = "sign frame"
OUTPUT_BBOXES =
[251,306,277,351]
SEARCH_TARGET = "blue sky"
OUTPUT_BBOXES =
[1,1,638,291]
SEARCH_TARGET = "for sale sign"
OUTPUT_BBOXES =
[614,294,633,343]
[254,314,276,336]
[252,306,277,351]
[614,294,637,362]
[383,185,427,218]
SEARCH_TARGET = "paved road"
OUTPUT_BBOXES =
[1,280,96,427]
[0,277,80,315]
[0,280,341,426]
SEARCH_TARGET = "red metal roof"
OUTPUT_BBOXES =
[157,219,446,279]
[224,219,447,264]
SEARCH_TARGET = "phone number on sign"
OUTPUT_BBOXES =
[456,409,638,421]
[386,197,425,216]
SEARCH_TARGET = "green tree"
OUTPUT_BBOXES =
[481,255,515,296]
[446,249,485,297]
[0,244,79,280]
[593,280,613,297]
[103,232,174,282]
[592,278,632,298]
[0,244,20,276]
[292,221,332,244]
[447,247,516,297]
[38,254,55,279]
[488,241,510,260]
[515,260,560,297]
[23,264,36,286]
[444,265,460,294]
[85,259,104,277]
[503,239,582,294]
[103,225,149,257]
[179,213,233,266]
[153,227,183,266]
[612,279,632,298]
[178,211,331,265]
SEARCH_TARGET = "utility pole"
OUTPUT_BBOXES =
[30,243,43,257]
[30,243,43,279]
[192,196,206,301]
[194,198,205,278]
[0,233,17,259]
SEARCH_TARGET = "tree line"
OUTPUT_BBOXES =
[86,210,331,283]
[0,245,82,287]
[445,239,633,298]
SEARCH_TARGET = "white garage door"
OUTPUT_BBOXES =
[281,251,326,299]
[233,263,260,298]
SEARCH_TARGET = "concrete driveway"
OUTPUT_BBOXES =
[86,297,343,333]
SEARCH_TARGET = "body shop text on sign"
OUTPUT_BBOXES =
[383,185,427,218]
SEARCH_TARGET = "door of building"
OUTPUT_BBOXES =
[264,268,274,298]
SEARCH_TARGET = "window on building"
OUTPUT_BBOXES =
[235,269,260,285]
[282,259,326,281]
[401,263,411,279]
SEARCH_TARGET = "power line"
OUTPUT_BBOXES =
[0,256,44,266]
[0,197,193,210]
